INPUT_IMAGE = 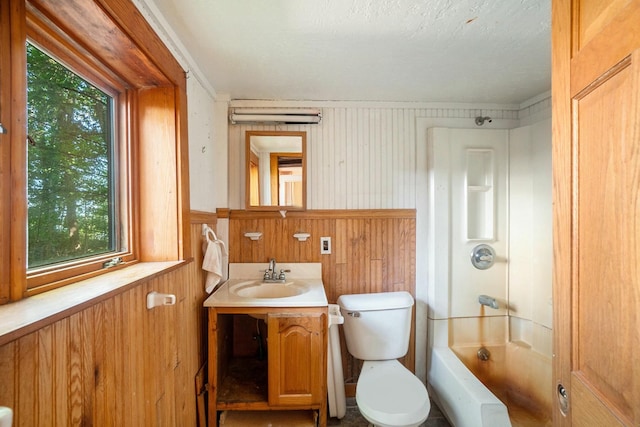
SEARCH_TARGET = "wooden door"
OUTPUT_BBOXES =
[553,0,640,425]
[267,311,325,407]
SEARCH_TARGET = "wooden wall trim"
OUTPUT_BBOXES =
[0,261,185,347]
[28,0,178,87]
[191,210,218,224]
[138,87,180,262]
[96,0,185,85]
[552,0,574,425]
[229,208,417,220]
[0,0,11,305]
[216,208,231,219]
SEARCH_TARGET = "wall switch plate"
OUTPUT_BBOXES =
[320,237,331,254]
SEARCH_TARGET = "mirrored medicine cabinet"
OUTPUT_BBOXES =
[245,130,306,210]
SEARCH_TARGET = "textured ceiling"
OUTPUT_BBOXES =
[145,0,550,104]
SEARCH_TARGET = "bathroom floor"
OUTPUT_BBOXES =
[327,398,451,427]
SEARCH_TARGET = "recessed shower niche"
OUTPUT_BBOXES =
[465,149,495,240]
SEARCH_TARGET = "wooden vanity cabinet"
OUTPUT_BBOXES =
[208,307,327,427]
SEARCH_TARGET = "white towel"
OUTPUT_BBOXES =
[201,225,228,293]
[202,239,223,293]
[214,237,228,256]
[203,227,228,256]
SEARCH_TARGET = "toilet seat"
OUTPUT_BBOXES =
[356,360,430,427]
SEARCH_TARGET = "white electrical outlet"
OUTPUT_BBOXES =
[320,237,332,254]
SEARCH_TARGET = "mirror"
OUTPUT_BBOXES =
[246,130,306,210]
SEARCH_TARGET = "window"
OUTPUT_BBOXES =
[0,0,189,304]
[26,43,121,270]
[24,33,134,292]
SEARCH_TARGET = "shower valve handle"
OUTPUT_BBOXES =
[470,244,496,270]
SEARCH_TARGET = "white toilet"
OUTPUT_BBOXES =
[337,291,430,427]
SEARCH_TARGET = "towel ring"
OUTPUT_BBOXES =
[203,224,218,241]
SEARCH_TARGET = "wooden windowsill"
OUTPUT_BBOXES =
[0,260,186,347]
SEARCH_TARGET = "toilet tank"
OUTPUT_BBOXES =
[337,291,414,360]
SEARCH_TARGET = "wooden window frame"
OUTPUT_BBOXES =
[24,39,135,292]
[0,0,191,304]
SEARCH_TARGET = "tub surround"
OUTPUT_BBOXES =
[426,118,553,425]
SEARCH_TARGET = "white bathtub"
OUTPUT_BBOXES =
[428,347,512,427]
[429,343,552,427]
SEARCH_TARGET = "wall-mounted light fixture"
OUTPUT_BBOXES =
[229,108,322,125]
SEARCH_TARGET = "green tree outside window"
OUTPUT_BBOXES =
[27,43,115,269]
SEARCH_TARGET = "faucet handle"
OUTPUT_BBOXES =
[279,269,292,280]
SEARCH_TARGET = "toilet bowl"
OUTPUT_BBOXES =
[335,291,431,427]
[356,360,430,427]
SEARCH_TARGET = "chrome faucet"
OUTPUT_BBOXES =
[478,294,499,310]
[263,258,286,282]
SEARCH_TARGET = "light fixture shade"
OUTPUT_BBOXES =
[229,108,321,124]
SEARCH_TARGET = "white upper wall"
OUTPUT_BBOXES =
[187,78,217,212]
[132,0,551,215]
[227,98,548,210]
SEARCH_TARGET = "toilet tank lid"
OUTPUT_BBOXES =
[337,291,414,311]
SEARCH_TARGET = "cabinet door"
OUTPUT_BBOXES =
[267,312,325,406]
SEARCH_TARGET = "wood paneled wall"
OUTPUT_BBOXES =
[229,210,416,302]
[0,209,415,423]
[228,209,416,390]
[0,222,210,426]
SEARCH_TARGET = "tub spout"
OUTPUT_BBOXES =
[478,294,499,310]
